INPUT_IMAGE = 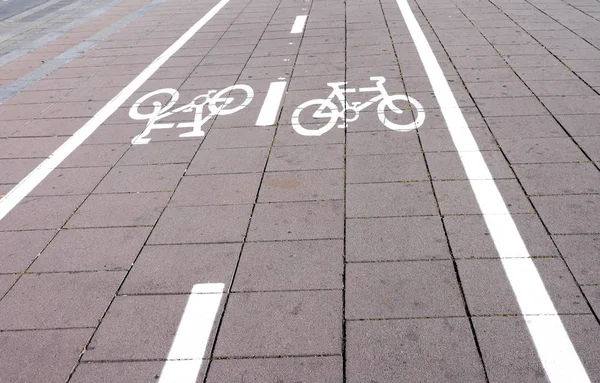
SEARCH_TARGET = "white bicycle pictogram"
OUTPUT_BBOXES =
[291,76,425,136]
[129,85,254,144]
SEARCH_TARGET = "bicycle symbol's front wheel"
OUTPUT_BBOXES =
[209,84,254,116]
[291,99,340,137]
[376,95,425,132]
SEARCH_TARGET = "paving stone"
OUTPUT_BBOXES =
[171,173,262,206]
[346,318,486,383]
[346,153,428,183]
[445,213,558,258]
[485,115,566,138]
[118,141,200,166]
[120,243,241,294]
[60,144,130,167]
[149,204,252,244]
[531,194,600,234]
[83,295,196,361]
[201,126,275,148]
[513,162,600,195]
[213,290,342,357]
[0,329,93,383]
[94,164,186,193]
[554,114,600,137]
[0,230,56,273]
[247,200,344,241]
[540,95,600,115]
[233,239,343,291]
[71,361,164,383]
[258,169,344,202]
[553,235,600,285]
[0,136,68,159]
[426,150,515,180]
[206,356,343,383]
[273,123,346,146]
[458,258,589,315]
[0,158,43,184]
[30,227,151,272]
[526,80,596,96]
[575,136,600,162]
[347,216,450,261]
[347,182,438,218]
[347,130,422,155]
[188,147,269,175]
[266,144,344,171]
[0,271,125,329]
[346,261,465,319]
[30,166,110,196]
[0,195,85,231]
[66,192,170,228]
[0,274,18,297]
[476,97,549,117]
[499,136,587,163]
[434,179,534,215]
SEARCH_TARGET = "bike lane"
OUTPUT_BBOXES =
[0,0,600,381]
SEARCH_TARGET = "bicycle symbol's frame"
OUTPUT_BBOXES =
[291,76,425,136]
[129,85,253,144]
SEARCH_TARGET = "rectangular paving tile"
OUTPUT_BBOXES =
[148,204,253,244]
[30,167,110,196]
[247,200,344,241]
[66,192,170,228]
[0,195,86,231]
[531,194,600,234]
[233,239,343,291]
[498,137,587,163]
[94,164,186,193]
[60,144,130,168]
[347,216,450,261]
[258,169,344,202]
[29,227,151,272]
[346,261,466,319]
[458,258,589,315]
[346,153,428,183]
[213,290,342,357]
[0,230,56,273]
[187,147,269,175]
[346,182,438,218]
[553,235,600,285]
[346,131,421,155]
[82,295,195,361]
[117,141,200,166]
[266,144,344,171]
[207,356,343,383]
[170,173,262,206]
[0,329,93,383]
[346,318,486,383]
[120,243,241,294]
[71,361,165,383]
[513,162,600,195]
[0,271,125,329]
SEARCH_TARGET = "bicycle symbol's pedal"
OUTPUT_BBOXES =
[337,123,346,129]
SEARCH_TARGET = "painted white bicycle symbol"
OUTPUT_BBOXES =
[129,85,254,144]
[291,76,425,136]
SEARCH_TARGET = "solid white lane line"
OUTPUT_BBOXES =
[159,283,224,383]
[255,81,287,126]
[395,0,590,382]
[290,15,307,34]
[0,0,231,223]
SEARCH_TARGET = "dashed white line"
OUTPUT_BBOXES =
[0,0,231,223]
[255,81,287,126]
[395,0,590,381]
[159,283,224,383]
[290,15,307,34]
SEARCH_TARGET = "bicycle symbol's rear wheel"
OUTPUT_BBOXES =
[376,95,425,131]
[291,99,340,137]
[209,84,254,115]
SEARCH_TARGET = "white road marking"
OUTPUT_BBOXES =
[290,15,307,34]
[395,0,590,381]
[0,0,231,223]
[255,81,287,126]
[159,283,224,383]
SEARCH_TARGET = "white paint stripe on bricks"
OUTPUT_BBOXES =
[0,0,232,223]
[395,0,591,382]
[159,283,224,383]
[255,81,287,126]
[290,15,307,34]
